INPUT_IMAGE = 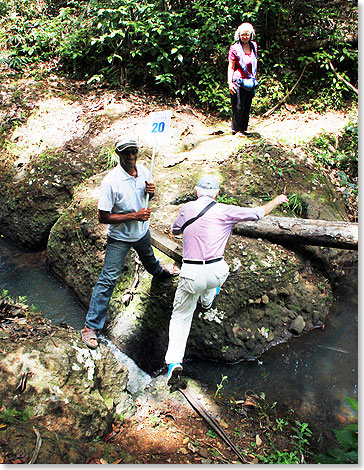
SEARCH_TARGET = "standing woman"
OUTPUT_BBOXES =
[227,23,258,136]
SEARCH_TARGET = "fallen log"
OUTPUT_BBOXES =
[150,217,357,265]
[233,216,358,250]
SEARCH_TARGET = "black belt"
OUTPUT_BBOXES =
[183,257,223,265]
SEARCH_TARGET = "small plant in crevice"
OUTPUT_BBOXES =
[214,374,228,398]
[97,145,118,170]
[206,429,218,439]
[282,193,307,217]
[216,194,240,206]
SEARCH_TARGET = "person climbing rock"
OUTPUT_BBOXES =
[81,135,178,349]
[165,175,288,385]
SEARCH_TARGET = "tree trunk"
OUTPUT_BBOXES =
[233,216,358,250]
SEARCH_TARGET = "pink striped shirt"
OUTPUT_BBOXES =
[171,196,265,260]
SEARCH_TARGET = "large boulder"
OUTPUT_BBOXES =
[45,136,357,371]
[0,78,355,371]
[0,304,131,441]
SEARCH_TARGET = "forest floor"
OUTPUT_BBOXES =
[84,380,316,465]
[0,69,357,464]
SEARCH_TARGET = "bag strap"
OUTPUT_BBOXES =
[181,200,217,233]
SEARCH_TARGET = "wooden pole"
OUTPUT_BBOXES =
[233,216,358,250]
[145,138,157,209]
[143,139,157,230]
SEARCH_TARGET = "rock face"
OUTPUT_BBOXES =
[47,173,108,306]
[0,304,131,442]
[0,136,104,249]
[45,172,337,372]
[43,129,359,371]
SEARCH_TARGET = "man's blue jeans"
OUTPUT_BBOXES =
[85,230,163,331]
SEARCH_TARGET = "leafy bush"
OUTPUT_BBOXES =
[0,0,358,114]
[306,121,358,214]
[313,396,358,464]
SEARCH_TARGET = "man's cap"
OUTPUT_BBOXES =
[196,175,219,190]
[114,136,139,153]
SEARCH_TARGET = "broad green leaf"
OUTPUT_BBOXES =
[343,396,358,412]
[333,428,357,452]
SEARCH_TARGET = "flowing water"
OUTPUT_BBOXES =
[185,273,358,447]
[0,236,357,449]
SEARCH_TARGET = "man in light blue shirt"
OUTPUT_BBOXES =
[81,136,175,349]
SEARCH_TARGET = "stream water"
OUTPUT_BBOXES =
[0,236,357,450]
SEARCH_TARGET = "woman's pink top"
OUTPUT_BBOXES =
[228,41,257,80]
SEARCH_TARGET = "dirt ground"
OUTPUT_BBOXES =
[84,383,316,465]
[0,300,317,465]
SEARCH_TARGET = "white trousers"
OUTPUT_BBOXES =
[165,259,229,365]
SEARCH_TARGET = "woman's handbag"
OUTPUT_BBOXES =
[240,77,259,91]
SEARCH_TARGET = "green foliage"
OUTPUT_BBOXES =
[275,417,288,431]
[206,429,218,439]
[313,397,358,464]
[1,290,10,300]
[97,145,118,170]
[258,420,312,464]
[282,193,306,217]
[0,0,358,114]
[216,194,239,205]
[0,407,33,424]
[306,121,358,212]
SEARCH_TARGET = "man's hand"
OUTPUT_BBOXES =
[134,208,152,221]
[145,181,155,195]
[273,194,289,205]
[262,194,289,216]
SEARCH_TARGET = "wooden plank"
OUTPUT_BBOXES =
[151,229,183,264]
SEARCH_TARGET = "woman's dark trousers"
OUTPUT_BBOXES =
[231,86,254,133]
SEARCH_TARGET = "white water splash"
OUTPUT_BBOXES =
[98,334,152,394]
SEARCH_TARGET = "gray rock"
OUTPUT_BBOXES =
[289,316,306,335]
[0,313,130,440]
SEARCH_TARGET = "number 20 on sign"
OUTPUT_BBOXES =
[148,110,172,141]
